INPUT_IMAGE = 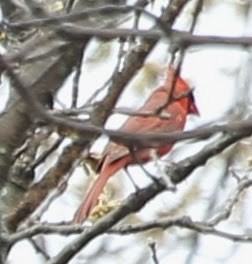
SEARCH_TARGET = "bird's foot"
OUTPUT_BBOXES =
[147,173,162,185]
[137,163,161,185]
[124,168,141,191]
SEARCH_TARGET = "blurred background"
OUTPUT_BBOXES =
[1,0,252,263]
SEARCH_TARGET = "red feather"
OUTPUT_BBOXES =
[73,68,199,223]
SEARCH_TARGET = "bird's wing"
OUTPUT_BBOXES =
[104,101,186,164]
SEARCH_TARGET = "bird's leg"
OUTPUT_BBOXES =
[138,163,160,184]
[129,147,160,185]
[141,149,161,184]
[124,166,141,191]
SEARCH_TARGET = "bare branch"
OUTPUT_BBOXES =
[206,177,252,226]
[9,174,252,245]
[147,238,159,264]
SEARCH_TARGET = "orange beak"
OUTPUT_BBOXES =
[189,102,200,116]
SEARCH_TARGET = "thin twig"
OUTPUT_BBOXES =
[71,45,86,108]
[29,137,63,172]
[147,238,159,264]
[206,176,252,226]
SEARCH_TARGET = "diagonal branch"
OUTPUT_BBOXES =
[45,127,249,264]
[1,0,191,234]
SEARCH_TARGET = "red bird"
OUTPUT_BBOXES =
[73,68,199,223]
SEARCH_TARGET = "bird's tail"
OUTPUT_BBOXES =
[72,156,126,223]
[72,173,110,223]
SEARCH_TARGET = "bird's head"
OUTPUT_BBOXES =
[167,68,200,116]
[162,66,200,116]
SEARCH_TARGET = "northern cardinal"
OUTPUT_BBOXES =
[73,67,199,223]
